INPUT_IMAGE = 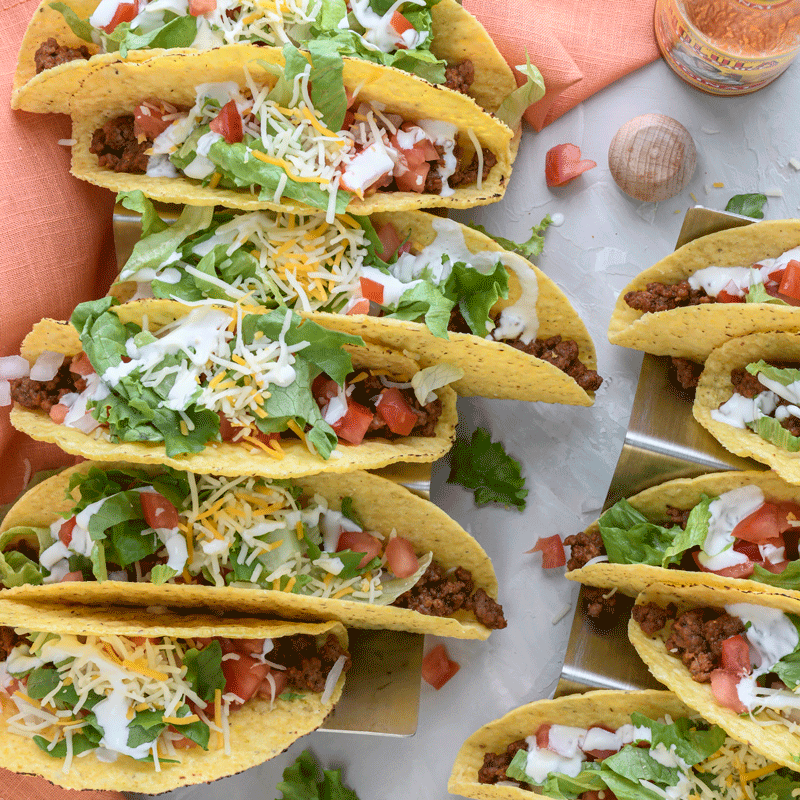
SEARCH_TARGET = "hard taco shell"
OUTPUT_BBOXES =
[0,463,499,639]
[0,599,347,792]
[693,331,800,484]
[9,299,457,479]
[608,220,800,362]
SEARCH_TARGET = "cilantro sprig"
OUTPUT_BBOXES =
[274,750,360,800]
[725,193,767,219]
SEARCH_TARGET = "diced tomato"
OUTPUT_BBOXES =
[691,550,754,579]
[535,723,551,750]
[545,143,596,187]
[390,10,414,34]
[360,277,385,304]
[394,162,430,193]
[421,643,459,690]
[390,126,438,193]
[332,399,374,445]
[59,517,77,547]
[385,536,419,578]
[101,0,137,32]
[257,669,289,699]
[717,280,745,303]
[60,571,84,582]
[376,388,418,436]
[346,298,370,315]
[721,634,751,676]
[209,100,243,144]
[169,730,199,749]
[49,403,69,424]
[221,653,269,705]
[710,668,747,713]
[375,222,403,261]
[232,638,266,655]
[188,0,215,14]
[252,429,280,448]
[759,557,790,574]
[337,530,383,569]
[734,503,786,543]
[345,89,357,109]
[528,535,567,569]
[779,260,800,301]
[140,492,179,529]
[218,415,237,441]
[70,352,94,376]
[134,101,172,140]
[583,792,618,800]
[312,375,340,404]
[733,538,761,560]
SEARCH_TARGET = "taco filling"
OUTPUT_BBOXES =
[112,195,602,392]
[711,361,800,453]
[0,465,506,629]
[474,710,791,800]
[565,484,800,616]
[2,297,450,460]
[0,626,349,770]
[40,0,465,86]
[633,601,800,723]
[624,247,800,312]
[89,47,496,216]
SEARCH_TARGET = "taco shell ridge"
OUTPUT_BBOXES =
[693,331,800,484]
[66,48,513,214]
[0,599,347,792]
[9,299,457,479]
[608,219,800,361]
[13,0,516,114]
[629,584,800,772]
[448,689,693,800]
[0,463,498,639]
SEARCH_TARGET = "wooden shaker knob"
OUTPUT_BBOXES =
[608,114,697,202]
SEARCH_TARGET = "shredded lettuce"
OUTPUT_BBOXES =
[467,215,552,260]
[725,193,767,219]
[496,53,546,130]
[274,749,361,800]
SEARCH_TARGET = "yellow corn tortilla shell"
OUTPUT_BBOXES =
[567,469,800,599]
[608,219,800,362]
[9,299,457,479]
[67,47,513,214]
[1,462,499,639]
[630,584,800,772]
[448,689,694,800]
[694,331,800,484]
[13,0,516,114]
[0,598,347,792]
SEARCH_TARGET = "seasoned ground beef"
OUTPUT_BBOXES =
[90,115,151,173]
[270,633,351,694]
[0,627,23,661]
[625,281,712,313]
[632,601,676,635]
[583,585,618,617]
[450,147,497,188]
[564,529,605,571]
[672,357,703,390]
[504,335,603,392]
[34,38,91,73]
[782,413,800,436]
[478,739,528,785]
[664,607,745,682]
[392,563,507,629]
[444,60,475,94]
[665,505,691,530]
[730,367,764,398]
[10,362,85,413]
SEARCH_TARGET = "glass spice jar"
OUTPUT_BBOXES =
[654,0,800,94]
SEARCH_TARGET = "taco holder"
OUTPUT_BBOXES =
[556,206,766,697]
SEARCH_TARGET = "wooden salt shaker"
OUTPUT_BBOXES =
[608,114,696,202]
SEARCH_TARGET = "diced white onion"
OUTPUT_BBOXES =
[0,380,9,407]
[0,355,30,379]
[30,351,65,381]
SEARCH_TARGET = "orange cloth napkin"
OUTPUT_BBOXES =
[0,768,125,800]
[464,0,660,130]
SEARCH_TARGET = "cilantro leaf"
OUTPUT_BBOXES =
[274,750,360,800]
[448,428,528,510]
[467,215,552,259]
[725,193,767,219]
[183,640,225,702]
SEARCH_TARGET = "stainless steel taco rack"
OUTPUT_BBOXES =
[556,207,765,697]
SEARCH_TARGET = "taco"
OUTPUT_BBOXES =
[13,0,517,116]
[565,470,800,617]
[0,461,506,639]
[448,688,796,800]
[630,584,800,772]
[0,599,348,792]
[110,194,601,404]
[67,45,514,217]
[693,331,800,484]
[607,219,800,362]
[2,297,457,478]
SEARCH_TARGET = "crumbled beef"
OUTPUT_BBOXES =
[90,115,151,173]
[478,739,529,785]
[10,362,85,413]
[583,585,618,617]
[730,367,764,398]
[271,633,351,694]
[632,601,676,635]
[664,607,745,682]
[444,60,475,94]
[563,529,605,571]
[423,144,446,194]
[781,414,800,436]
[0,627,23,661]
[501,335,603,392]
[450,147,497,188]
[672,357,703,390]
[624,281,712,313]
[34,38,91,74]
[464,588,507,629]
[665,506,691,530]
